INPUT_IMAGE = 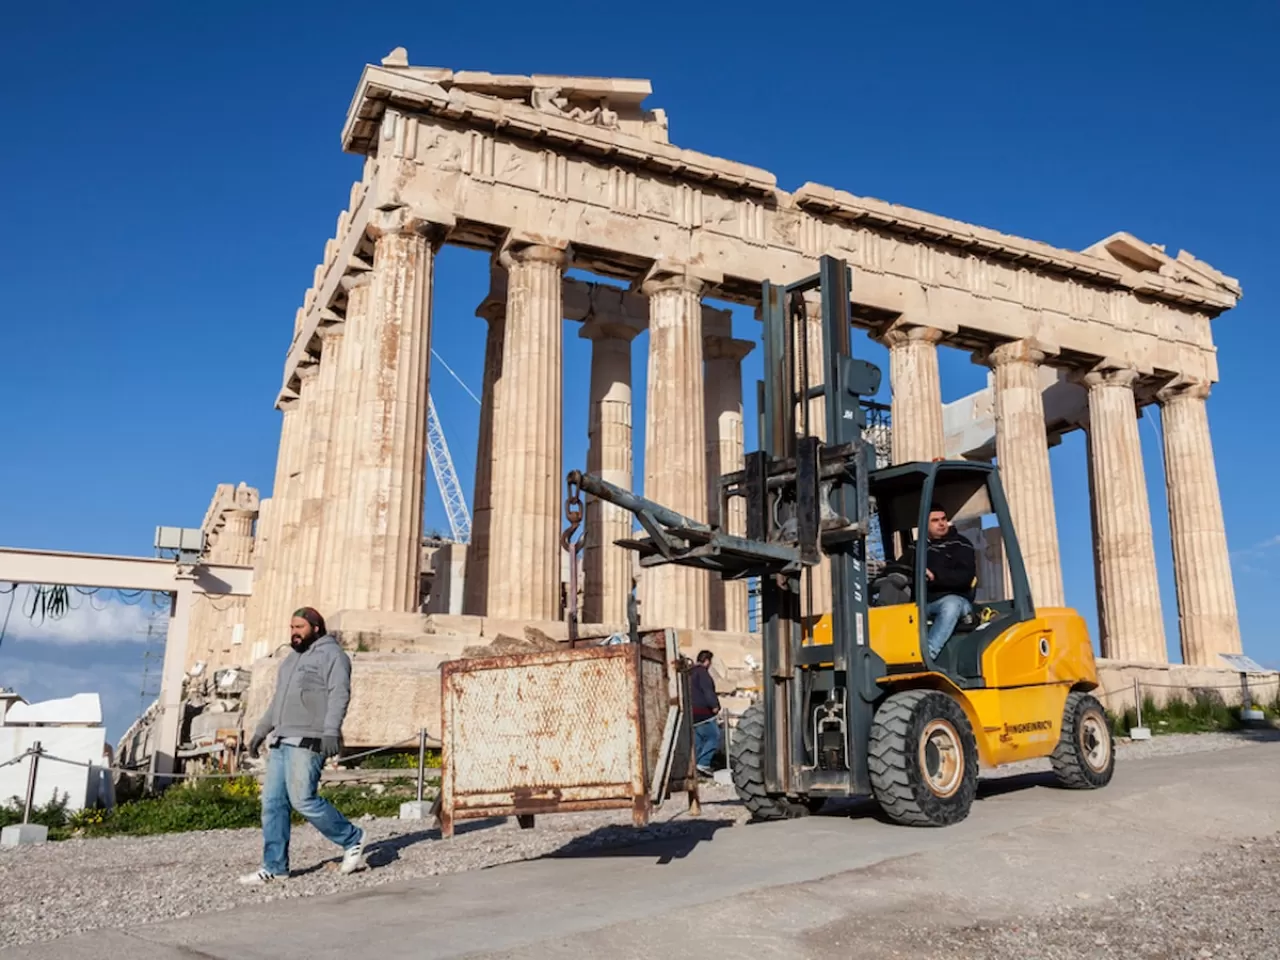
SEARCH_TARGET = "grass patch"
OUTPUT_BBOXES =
[1106,690,1253,737]
[1,775,429,840]
[356,748,441,770]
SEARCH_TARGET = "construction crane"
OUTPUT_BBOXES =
[427,393,472,544]
[425,347,482,544]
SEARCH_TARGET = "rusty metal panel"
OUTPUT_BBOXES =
[438,630,701,838]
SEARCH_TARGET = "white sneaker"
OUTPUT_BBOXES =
[238,868,287,886]
[340,828,366,875]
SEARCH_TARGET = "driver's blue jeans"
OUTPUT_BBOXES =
[926,595,972,659]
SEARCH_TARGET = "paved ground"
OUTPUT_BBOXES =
[5,732,1279,959]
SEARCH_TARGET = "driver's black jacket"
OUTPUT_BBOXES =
[900,529,977,603]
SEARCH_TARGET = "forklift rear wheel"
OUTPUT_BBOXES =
[729,702,815,821]
[869,690,979,827]
[1050,691,1114,789]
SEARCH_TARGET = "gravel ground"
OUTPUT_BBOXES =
[0,729,1271,949]
[905,833,1280,960]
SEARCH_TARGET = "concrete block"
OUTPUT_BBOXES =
[399,800,436,821]
[1,824,49,847]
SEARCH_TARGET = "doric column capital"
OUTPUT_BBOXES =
[704,334,755,363]
[981,338,1054,369]
[296,361,321,385]
[876,322,945,349]
[498,239,570,270]
[1155,377,1212,403]
[368,205,448,246]
[318,323,344,348]
[579,317,642,343]
[340,270,373,293]
[1072,364,1140,391]
[641,272,705,298]
[638,259,720,299]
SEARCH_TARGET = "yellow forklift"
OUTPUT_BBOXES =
[567,256,1113,827]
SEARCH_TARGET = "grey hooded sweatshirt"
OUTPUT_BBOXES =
[253,634,352,741]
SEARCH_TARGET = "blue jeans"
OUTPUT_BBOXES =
[262,743,361,876]
[926,595,972,659]
[694,717,721,770]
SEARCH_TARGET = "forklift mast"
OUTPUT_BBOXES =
[565,256,885,798]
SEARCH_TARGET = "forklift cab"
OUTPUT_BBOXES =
[868,460,1035,685]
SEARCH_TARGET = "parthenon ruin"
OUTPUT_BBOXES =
[198,49,1245,683]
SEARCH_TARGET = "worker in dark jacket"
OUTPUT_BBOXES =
[690,650,722,776]
[239,607,365,885]
[901,504,978,659]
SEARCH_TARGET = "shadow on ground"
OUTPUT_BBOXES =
[541,817,737,864]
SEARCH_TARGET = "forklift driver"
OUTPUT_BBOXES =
[901,504,978,659]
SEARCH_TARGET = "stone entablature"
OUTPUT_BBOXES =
[278,57,1239,404]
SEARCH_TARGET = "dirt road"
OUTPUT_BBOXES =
[4,732,1278,959]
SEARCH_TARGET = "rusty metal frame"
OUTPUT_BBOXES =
[438,629,696,839]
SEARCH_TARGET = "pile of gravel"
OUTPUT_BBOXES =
[0,781,744,947]
[1,730,1269,948]
[906,833,1280,960]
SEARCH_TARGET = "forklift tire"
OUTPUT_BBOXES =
[729,702,814,821]
[869,690,979,827]
[1050,691,1114,789]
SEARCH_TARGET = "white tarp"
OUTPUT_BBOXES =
[5,692,102,726]
[0,726,106,813]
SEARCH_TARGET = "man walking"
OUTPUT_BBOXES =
[690,649,722,777]
[239,607,365,885]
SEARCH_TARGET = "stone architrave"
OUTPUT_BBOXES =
[462,285,507,617]
[1079,367,1166,663]
[486,242,567,621]
[798,294,832,618]
[878,324,946,464]
[294,323,344,608]
[343,208,441,614]
[1156,378,1242,664]
[317,270,372,612]
[581,318,639,625]
[272,363,318,633]
[642,270,709,631]
[704,334,753,632]
[984,339,1066,608]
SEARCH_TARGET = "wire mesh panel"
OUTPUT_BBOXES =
[438,634,691,837]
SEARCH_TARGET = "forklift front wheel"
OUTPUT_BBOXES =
[869,690,979,827]
[729,702,816,821]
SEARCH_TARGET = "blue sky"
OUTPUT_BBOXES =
[2,2,1277,739]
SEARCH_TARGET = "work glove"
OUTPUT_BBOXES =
[320,735,342,759]
[248,732,266,757]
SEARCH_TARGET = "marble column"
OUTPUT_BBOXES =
[343,209,440,613]
[213,507,256,667]
[486,243,567,621]
[642,271,708,630]
[581,319,639,625]
[294,323,344,608]
[985,340,1066,608]
[317,270,372,613]
[463,287,506,617]
[705,334,753,632]
[798,294,832,619]
[274,361,319,628]
[245,494,275,653]
[1157,378,1242,664]
[1079,367,1166,663]
[878,324,946,464]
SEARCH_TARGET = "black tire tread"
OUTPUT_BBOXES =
[729,702,811,821]
[1050,691,1114,790]
[869,689,979,827]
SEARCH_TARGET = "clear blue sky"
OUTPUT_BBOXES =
[2,1,1277,739]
